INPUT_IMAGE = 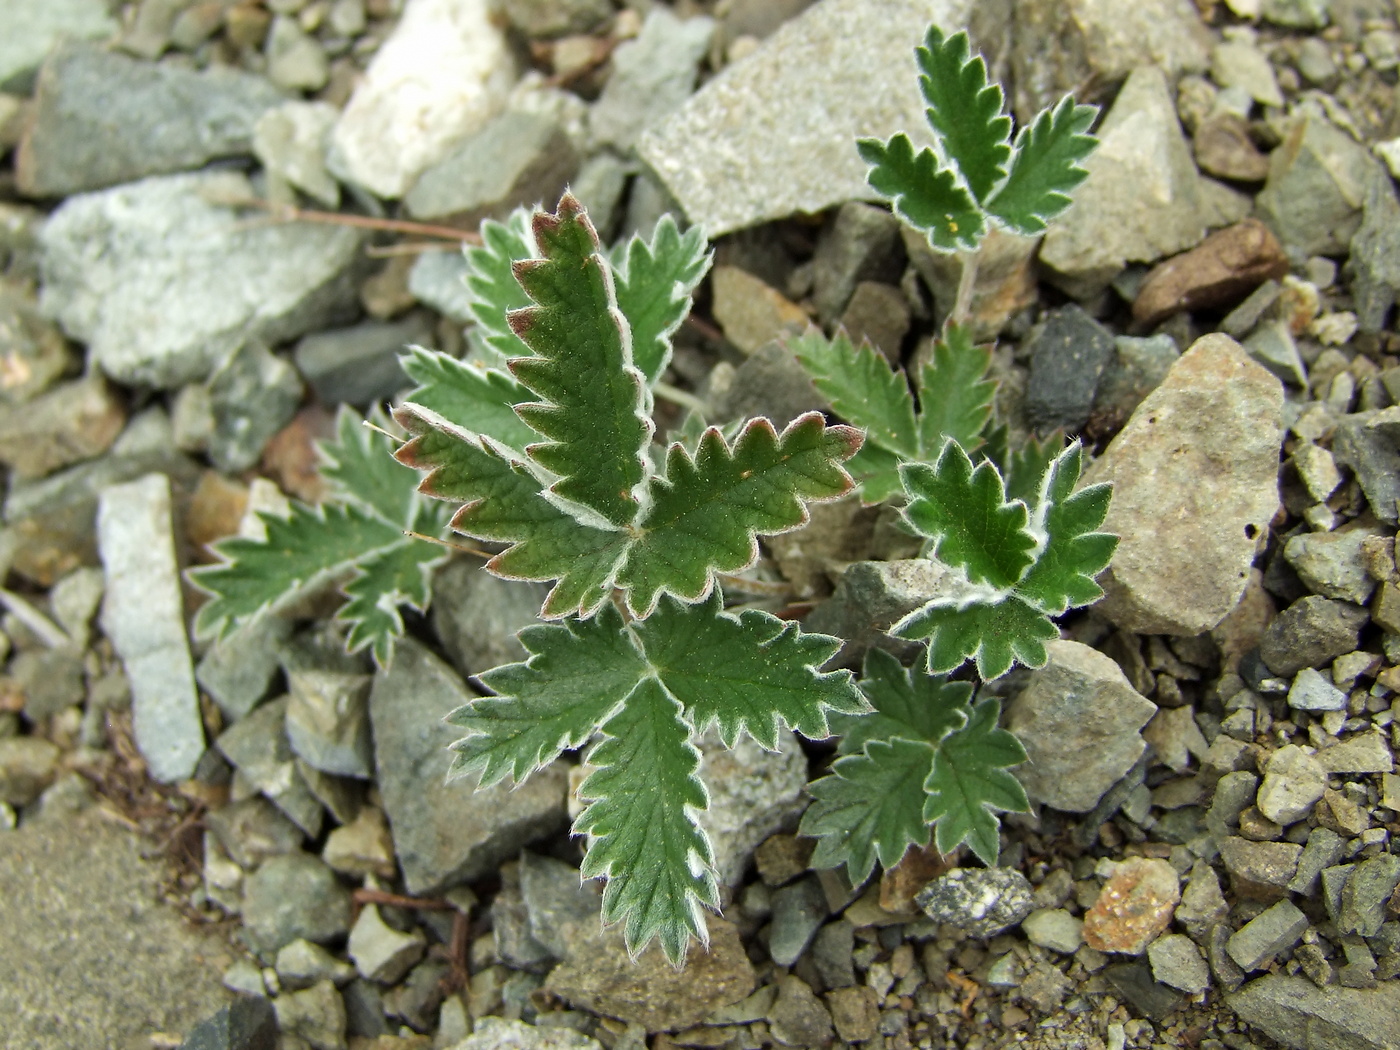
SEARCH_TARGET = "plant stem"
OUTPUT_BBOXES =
[950,249,980,329]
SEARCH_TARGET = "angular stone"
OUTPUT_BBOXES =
[711,266,808,355]
[253,100,341,209]
[1220,836,1301,901]
[766,973,833,1048]
[1332,411,1400,524]
[1193,112,1271,183]
[768,875,829,967]
[0,372,123,480]
[1022,908,1084,954]
[216,697,324,838]
[1023,304,1116,432]
[273,980,345,1050]
[1230,975,1400,1050]
[205,798,304,870]
[1351,168,1400,334]
[1082,858,1181,955]
[197,616,295,723]
[1132,219,1288,327]
[276,939,355,992]
[285,665,374,780]
[805,559,952,665]
[1318,731,1394,775]
[812,202,902,322]
[1339,856,1400,938]
[1176,860,1229,941]
[208,341,305,473]
[698,729,808,888]
[1148,933,1210,994]
[1284,527,1378,605]
[1227,900,1309,971]
[1259,596,1369,678]
[0,0,117,94]
[915,867,1035,938]
[241,852,351,955]
[0,736,60,807]
[1256,744,1327,825]
[263,17,328,94]
[178,996,277,1050]
[1256,115,1379,258]
[348,904,426,984]
[322,806,396,880]
[1006,640,1156,813]
[1288,827,1346,896]
[456,1018,603,1050]
[1084,334,1284,635]
[902,224,1039,342]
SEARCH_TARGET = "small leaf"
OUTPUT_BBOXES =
[340,530,447,664]
[801,739,937,885]
[986,96,1098,236]
[913,323,995,456]
[858,134,985,252]
[900,442,1035,590]
[893,593,1059,679]
[508,194,652,528]
[613,215,711,385]
[576,677,719,965]
[832,647,970,755]
[916,27,1011,203]
[788,328,918,461]
[464,207,536,358]
[843,443,906,505]
[923,697,1029,865]
[318,405,424,525]
[1016,443,1118,614]
[1002,429,1061,506]
[400,345,538,455]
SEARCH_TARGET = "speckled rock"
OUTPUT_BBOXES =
[915,867,1035,938]
[1082,858,1181,955]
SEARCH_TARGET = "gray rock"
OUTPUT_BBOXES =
[408,248,474,325]
[241,851,351,955]
[1220,836,1302,901]
[1288,827,1346,896]
[1212,39,1285,108]
[253,100,341,209]
[295,315,426,407]
[1040,66,1205,299]
[49,565,104,649]
[840,281,911,361]
[805,558,954,666]
[0,281,75,407]
[766,974,834,1048]
[208,341,304,473]
[0,736,60,807]
[811,202,903,323]
[767,874,829,966]
[1285,527,1378,604]
[432,560,547,678]
[1256,115,1378,258]
[16,44,283,198]
[13,647,85,722]
[206,797,305,870]
[1259,596,1368,677]
[369,637,569,894]
[341,979,388,1040]
[1022,908,1084,954]
[1244,320,1309,389]
[276,939,355,991]
[274,979,345,1050]
[1176,860,1229,942]
[97,473,204,783]
[1331,411,1400,524]
[0,0,117,94]
[1148,933,1211,994]
[1339,856,1400,937]
[264,17,328,94]
[322,805,396,880]
[406,110,577,224]
[1207,923,1247,993]
[698,728,809,888]
[1093,334,1180,430]
[639,0,962,236]
[197,616,295,722]
[178,996,277,1050]
[216,697,325,838]
[1256,744,1328,825]
[1318,730,1393,774]
[570,152,631,242]
[518,851,602,961]
[285,664,375,780]
[503,0,612,37]
[1287,667,1349,712]
[455,1018,603,1050]
[1324,865,1354,923]
[348,904,426,984]
[709,340,825,427]
[1229,974,1400,1050]
[1084,334,1284,635]
[1351,168,1400,333]
[915,866,1035,938]
[1260,0,1330,28]
[1023,304,1117,432]
[1227,900,1310,972]
[590,8,713,153]
[711,266,809,355]
[40,170,364,390]
[0,372,125,480]
[1006,640,1156,813]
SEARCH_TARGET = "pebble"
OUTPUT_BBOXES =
[1082,858,1181,955]
[1023,304,1116,433]
[208,340,306,474]
[1087,334,1284,635]
[1256,744,1327,824]
[711,266,809,355]
[1333,410,1400,524]
[348,904,426,984]
[767,874,829,967]
[1319,730,1393,775]
[407,248,475,325]
[766,974,834,1048]
[708,340,826,428]
[274,979,346,1050]
[197,616,295,722]
[1175,860,1229,941]
[1193,112,1272,183]
[264,16,328,93]
[1132,219,1288,328]
[0,0,117,94]
[216,697,325,838]
[1141,705,1209,773]
[503,0,612,38]
[1339,855,1400,937]
[1352,168,1400,334]
[456,1017,603,1050]
[276,939,356,991]
[1148,933,1211,994]
[206,797,305,870]
[1227,900,1309,971]
[1259,595,1369,677]
[914,866,1035,938]
[1255,114,1378,257]
[0,282,74,406]
[0,736,60,806]
[825,985,878,1044]
[812,202,902,323]
[179,996,278,1050]
[253,101,342,209]
[284,661,375,780]
[0,371,124,480]
[1022,908,1084,954]
[329,0,517,199]
[241,851,352,955]
[1231,974,1400,1050]
[1284,526,1378,604]
[697,729,809,888]
[322,807,396,880]
[1220,836,1302,901]
[1211,39,1285,108]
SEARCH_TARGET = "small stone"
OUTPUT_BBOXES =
[839,282,910,362]
[1023,304,1116,433]
[179,996,278,1050]
[265,16,328,93]
[241,851,352,955]
[1193,112,1272,183]
[1260,596,1369,677]
[915,867,1035,939]
[766,974,833,1048]
[277,939,355,991]
[216,698,324,838]
[1141,705,1210,774]
[284,664,374,780]
[711,266,809,356]
[1292,442,1343,502]
[348,904,426,984]
[1176,860,1229,942]
[824,985,878,1043]
[0,373,123,480]
[0,282,74,407]
[767,875,829,967]
[1132,219,1288,327]
[1256,744,1327,824]
[206,797,304,870]
[456,1018,603,1050]
[1022,909,1084,954]
[589,7,713,152]
[197,616,294,722]
[208,341,305,474]
[1082,858,1181,955]
[811,202,902,322]
[274,979,346,1050]
[407,249,474,324]
[1220,836,1301,901]
[1352,168,1400,334]
[1148,933,1210,994]
[1256,115,1378,258]
[1284,528,1378,604]
[1318,730,1394,774]
[322,806,395,880]
[1211,39,1285,107]
[253,101,340,208]
[804,559,952,665]
[1286,667,1349,714]
[1287,827,1345,895]
[1339,855,1400,937]
[708,340,825,430]
[1316,788,1371,837]
[0,736,60,807]
[1227,900,1309,971]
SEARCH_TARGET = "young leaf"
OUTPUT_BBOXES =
[914,323,995,454]
[899,442,1035,590]
[923,697,1029,864]
[857,134,985,252]
[1016,443,1117,614]
[985,95,1098,236]
[399,345,538,456]
[339,526,447,665]
[788,328,918,461]
[612,215,711,385]
[1002,429,1061,506]
[831,647,970,756]
[508,194,652,528]
[893,592,1059,679]
[916,27,1011,203]
[320,406,426,522]
[464,207,536,358]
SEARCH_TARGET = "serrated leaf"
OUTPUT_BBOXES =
[832,647,970,755]
[923,697,1028,864]
[917,27,1011,203]
[844,442,906,504]
[986,95,1098,236]
[1002,429,1061,506]
[858,134,985,252]
[1016,443,1117,614]
[400,345,538,455]
[317,405,419,524]
[617,413,861,616]
[914,323,995,454]
[613,215,711,385]
[340,531,447,664]
[464,207,536,358]
[900,442,1035,590]
[576,677,719,965]
[893,593,1059,679]
[801,739,936,884]
[632,592,864,749]
[788,329,918,461]
[508,194,652,528]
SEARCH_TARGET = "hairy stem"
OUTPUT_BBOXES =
[950,249,980,329]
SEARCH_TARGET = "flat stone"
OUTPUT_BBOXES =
[197,616,295,722]
[1212,39,1285,107]
[1022,908,1084,954]
[1082,858,1181,955]
[285,665,375,780]
[40,170,364,389]
[1230,975,1400,1050]
[0,0,118,94]
[322,805,396,880]
[97,473,204,782]
[638,0,962,237]
[0,372,124,480]
[1023,304,1116,432]
[1006,640,1157,813]
[1257,744,1328,825]
[1256,115,1378,258]
[1220,836,1302,901]
[1132,219,1289,327]
[1259,596,1369,678]
[1176,860,1229,941]
[208,341,305,473]
[915,866,1035,938]
[1227,900,1309,972]
[1318,731,1394,775]
[328,0,517,199]
[1083,334,1285,635]
[17,44,282,199]
[590,7,714,152]
[1149,933,1211,994]
[369,637,569,894]
[1332,411,1400,524]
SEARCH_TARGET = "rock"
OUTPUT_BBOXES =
[1351,168,1400,333]
[1243,318,1308,389]
[408,249,474,324]
[206,797,305,870]
[1318,731,1394,775]
[1284,527,1378,604]
[295,317,426,407]
[1023,304,1116,432]
[276,940,356,992]
[638,0,958,236]
[253,101,341,209]
[322,806,396,880]
[348,904,426,984]
[697,729,809,888]
[1339,856,1400,938]
[1092,334,1180,430]
[1040,66,1206,299]
[241,851,352,955]
[1176,860,1230,941]
[12,647,84,722]
[1022,908,1084,954]
[1332,411,1400,524]
[1255,115,1378,258]
[1259,596,1369,677]
[328,0,517,199]
[1131,219,1289,328]
[711,266,809,355]
[0,736,60,806]
[1230,974,1400,1050]
[97,473,204,782]
[405,110,577,225]
[824,985,878,1043]
[216,697,325,837]
[431,560,547,678]
[264,17,328,94]
[0,0,117,94]
[812,202,903,323]
[274,980,346,1050]
[590,8,713,152]
[768,875,830,966]
[1288,827,1346,896]
[197,616,295,722]
[369,637,569,894]
[208,341,305,474]
[178,996,277,1050]
[1227,900,1309,972]
[914,867,1035,938]
[708,340,825,428]
[455,1017,603,1050]
[284,661,375,780]
[902,224,1039,341]
[1256,745,1327,825]
[0,372,124,480]
[17,44,282,198]
[1148,933,1210,994]
[503,0,612,38]
[1220,836,1302,901]
[1193,112,1272,183]
[1212,39,1285,108]
[766,974,834,1048]
[1082,858,1181,954]
[0,281,75,407]
[1005,640,1156,813]
[1083,334,1284,635]
[40,171,364,389]
[805,559,953,666]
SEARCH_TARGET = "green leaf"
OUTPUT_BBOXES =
[576,677,719,965]
[449,603,646,785]
[317,405,419,524]
[844,442,906,505]
[632,593,864,749]
[613,215,711,386]
[923,697,1029,864]
[916,27,1011,203]
[832,647,970,755]
[899,442,1035,590]
[340,533,447,664]
[1002,429,1061,506]
[801,739,936,884]
[893,592,1059,679]
[914,323,995,454]
[858,134,985,252]
[788,328,918,461]
[617,413,861,616]
[399,345,538,455]
[464,207,536,358]
[986,95,1098,236]
[1016,443,1117,614]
